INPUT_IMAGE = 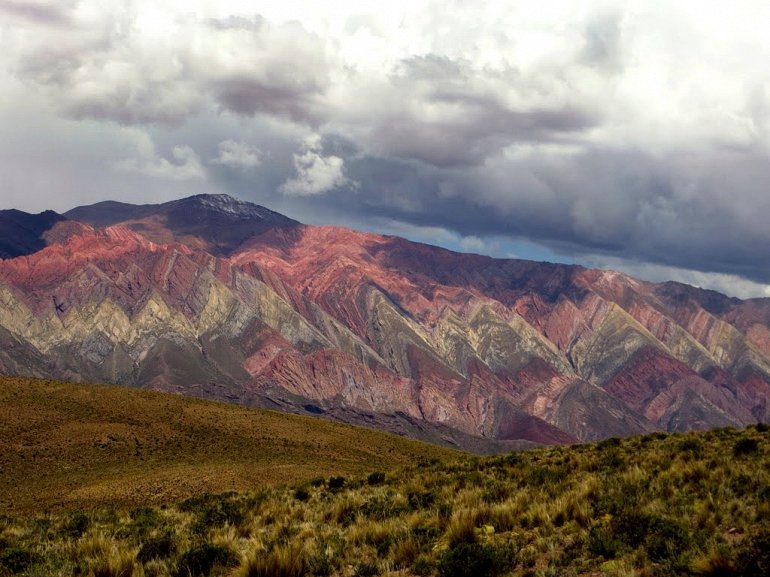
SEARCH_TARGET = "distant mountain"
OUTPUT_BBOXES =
[0,209,66,259]
[1,194,768,452]
[65,193,300,255]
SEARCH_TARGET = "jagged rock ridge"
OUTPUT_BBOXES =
[0,194,768,452]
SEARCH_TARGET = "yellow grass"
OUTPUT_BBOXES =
[0,376,460,513]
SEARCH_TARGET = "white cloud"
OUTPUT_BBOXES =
[582,255,770,300]
[460,236,486,253]
[280,135,354,196]
[213,139,263,170]
[368,218,459,245]
[114,130,204,180]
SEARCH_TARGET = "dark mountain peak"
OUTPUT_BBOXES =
[66,194,297,226]
[64,194,300,256]
[65,200,155,228]
[0,209,67,259]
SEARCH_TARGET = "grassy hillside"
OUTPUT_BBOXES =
[0,414,768,576]
[0,377,459,513]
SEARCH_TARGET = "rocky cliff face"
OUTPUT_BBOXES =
[1,195,768,452]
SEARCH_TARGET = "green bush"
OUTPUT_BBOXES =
[734,438,760,457]
[679,437,704,456]
[438,542,511,577]
[597,437,622,449]
[736,528,770,577]
[367,472,386,486]
[130,507,162,539]
[175,543,238,577]
[60,512,90,539]
[180,493,245,532]
[644,517,690,562]
[588,525,622,559]
[328,477,346,491]
[0,547,35,574]
[137,533,177,563]
[412,555,433,576]
[360,495,408,521]
[407,490,435,510]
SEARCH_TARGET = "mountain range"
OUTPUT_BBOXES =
[1,193,768,452]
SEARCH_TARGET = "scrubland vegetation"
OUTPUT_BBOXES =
[1,421,769,577]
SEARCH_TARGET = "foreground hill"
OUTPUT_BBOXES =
[0,376,458,512]
[0,424,767,576]
[1,194,769,450]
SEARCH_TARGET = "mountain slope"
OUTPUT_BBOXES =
[65,193,300,256]
[0,375,459,512]
[0,209,66,259]
[1,194,769,451]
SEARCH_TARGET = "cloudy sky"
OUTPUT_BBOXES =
[2,1,770,298]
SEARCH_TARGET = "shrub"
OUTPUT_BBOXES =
[482,482,509,504]
[180,493,245,532]
[367,472,386,486]
[0,547,35,574]
[588,525,622,559]
[437,542,511,577]
[61,512,90,539]
[601,511,691,563]
[679,438,704,456]
[736,528,770,577]
[733,438,760,457]
[730,472,758,497]
[644,517,690,562]
[176,543,238,577]
[360,495,408,521]
[597,437,622,449]
[328,477,346,491]
[137,533,177,563]
[130,507,161,537]
[294,488,310,502]
[412,555,433,576]
[612,511,651,548]
[408,490,435,510]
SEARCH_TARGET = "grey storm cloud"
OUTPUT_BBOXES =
[3,1,770,296]
[290,145,770,285]
[203,17,329,124]
[358,55,599,167]
[6,8,329,126]
[580,10,624,72]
